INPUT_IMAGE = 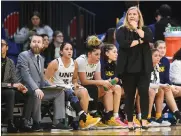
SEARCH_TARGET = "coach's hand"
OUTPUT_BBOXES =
[35,89,44,99]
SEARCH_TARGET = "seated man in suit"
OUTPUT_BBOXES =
[16,34,72,131]
[1,39,33,133]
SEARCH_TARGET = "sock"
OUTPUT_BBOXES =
[90,110,97,114]
[79,112,87,123]
[71,101,82,115]
[90,110,101,118]
[156,113,162,120]
[113,113,119,118]
[78,110,85,117]
[105,110,109,113]
[137,113,142,120]
[174,110,181,120]
[147,114,151,119]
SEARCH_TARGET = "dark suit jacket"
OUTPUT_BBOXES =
[116,26,153,78]
[1,57,18,87]
[16,50,50,91]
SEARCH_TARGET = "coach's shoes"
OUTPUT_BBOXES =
[141,119,149,130]
[32,122,43,132]
[19,118,32,132]
[51,122,73,131]
[7,120,18,133]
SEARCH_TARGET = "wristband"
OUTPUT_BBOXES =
[11,83,14,87]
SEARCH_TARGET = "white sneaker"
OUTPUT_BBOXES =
[159,120,171,127]
[156,118,171,127]
[148,121,160,127]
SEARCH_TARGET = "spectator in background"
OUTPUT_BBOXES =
[148,9,161,41]
[154,4,178,41]
[1,39,33,133]
[46,30,64,64]
[40,34,50,68]
[104,28,116,44]
[14,11,53,51]
[170,48,181,97]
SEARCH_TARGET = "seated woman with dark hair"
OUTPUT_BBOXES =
[100,43,126,126]
[40,34,50,68]
[46,30,64,64]
[14,11,53,51]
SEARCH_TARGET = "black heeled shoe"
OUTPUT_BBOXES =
[128,122,136,131]
[141,120,149,130]
[128,126,136,131]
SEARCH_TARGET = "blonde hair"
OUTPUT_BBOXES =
[123,6,144,30]
[86,35,102,47]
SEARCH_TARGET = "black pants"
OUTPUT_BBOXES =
[122,72,151,122]
[82,85,98,111]
[1,88,34,122]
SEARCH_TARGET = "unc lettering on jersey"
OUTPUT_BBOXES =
[76,55,100,81]
[59,72,74,78]
[86,71,95,79]
[63,79,69,84]
[53,58,75,87]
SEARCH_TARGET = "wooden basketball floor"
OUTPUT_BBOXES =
[2,126,181,135]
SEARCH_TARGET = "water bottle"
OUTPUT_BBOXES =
[165,23,171,32]
[64,114,69,127]
[104,77,119,91]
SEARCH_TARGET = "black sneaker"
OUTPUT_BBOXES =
[32,122,43,132]
[7,120,18,133]
[51,122,73,132]
[18,118,32,132]
[71,121,79,130]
